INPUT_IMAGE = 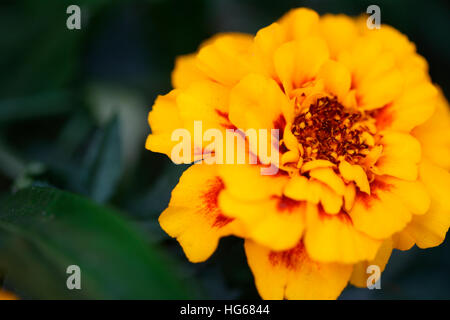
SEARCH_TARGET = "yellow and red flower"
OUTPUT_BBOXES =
[146,8,450,299]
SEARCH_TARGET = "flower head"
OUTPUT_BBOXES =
[146,8,450,299]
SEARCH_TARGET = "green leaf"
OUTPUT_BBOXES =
[0,187,197,299]
[82,116,122,203]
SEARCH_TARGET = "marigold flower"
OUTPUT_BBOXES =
[146,8,450,299]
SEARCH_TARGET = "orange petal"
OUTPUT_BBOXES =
[338,160,370,194]
[349,179,412,239]
[387,82,438,132]
[146,90,185,158]
[218,164,288,201]
[304,205,382,264]
[376,131,421,181]
[383,176,430,216]
[357,69,403,110]
[344,182,356,212]
[219,192,305,251]
[309,167,346,196]
[177,80,231,131]
[253,22,288,79]
[284,175,321,204]
[413,91,450,170]
[395,161,450,249]
[319,183,344,215]
[278,8,319,40]
[196,33,254,86]
[301,159,335,173]
[319,14,358,58]
[350,239,393,288]
[245,240,352,299]
[317,60,352,101]
[229,73,290,130]
[274,37,329,94]
[172,54,208,89]
[159,164,243,262]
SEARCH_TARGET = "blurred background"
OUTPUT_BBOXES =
[0,0,449,299]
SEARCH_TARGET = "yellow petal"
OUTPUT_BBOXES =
[229,73,290,130]
[229,74,290,165]
[338,37,382,84]
[146,90,185,158]
[349,180,412,239]
[401,201,450,249]
[145,133,185,161]
[350,239,393,288]
[376,131,421,181]
[386,82,438,132]
[147,91,182,135]
[219,192,306,251]
[196,33,254,86]
[283,123,300,151]
[319,14,358,58]
[159,164,243,262]
[254,22,288,79]
[319,183,344,215]
[309,167,346,196]
[338,36,404,110]
[301,159,335,173]
[344,182,356,212]
[170,81,233,162]
[245,240,352,300]
[317,60,352,101]
[413,91,450,170]
[274,37,329,94]
[338,160,370,194]
[419,160,450,213]
[281,149,299,166]
[177,80,231,131]
[362,25,416,62]
[383,176,431,216]
[305,205,382,264]
[392,230,415,251]
[284,175,321,204]
[278,8,319,40]
[172,54,208,89]
[397,161,450,249]
[218,164,288,201]
[357,69,403,110]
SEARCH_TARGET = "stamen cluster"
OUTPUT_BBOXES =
[291,97,375,165]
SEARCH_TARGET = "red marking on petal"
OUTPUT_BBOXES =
[202,177,224,212]
[215,109,237,130]
[371,179,392,192]
[275,196,302,214]
[273,114,287,154]
[358,179,392,209]
[373,104,394,130]
[201,177,234,228]
[213,214,234,228]
[350,75,357,90]
[355,93,363,107]
[269,242,306,270]
[318,206,353,224]
[276,79,285,93]
[273,114,286,132]
[215,109,228,119]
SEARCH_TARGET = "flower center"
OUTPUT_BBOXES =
[291,97,376,165]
